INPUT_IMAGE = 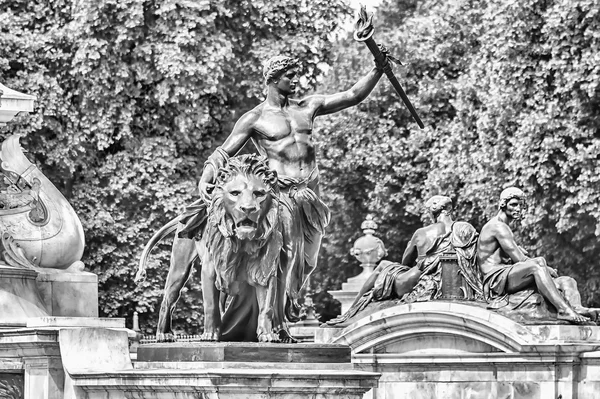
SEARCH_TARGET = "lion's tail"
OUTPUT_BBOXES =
[135,216,180,283]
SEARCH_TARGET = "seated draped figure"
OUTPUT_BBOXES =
[327,195,482,326]
[477,187,598,324]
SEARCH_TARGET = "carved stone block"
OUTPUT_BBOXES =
[0,373,24,399]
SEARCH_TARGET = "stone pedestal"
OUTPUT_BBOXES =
[70,342,379,399]
[317,301,600,399]
[0,320,379,399]
[331,215,386,315]
[0,317,127,399]
[137,342,351,363]
[0,265,49,327]
[0,264,99,328]
[36,269,98,317]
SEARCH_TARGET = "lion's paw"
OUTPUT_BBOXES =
[200,331,220,341]
[258,332,281,343]
[278,329,298,344]
[156,332,176,343]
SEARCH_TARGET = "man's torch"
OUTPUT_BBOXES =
[354,6,425,129]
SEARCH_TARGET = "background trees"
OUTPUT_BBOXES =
[317,0,600,317]
[1,0,599,330]
[0,0,349,332]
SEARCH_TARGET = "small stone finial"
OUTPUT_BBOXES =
[361,214,378,234]
[133,311,141,332]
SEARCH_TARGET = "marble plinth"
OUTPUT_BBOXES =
[138,342,350,363]
[106,341,377,399]
[0,266,48,327]
[71,368,378,399]
[317,301,600,399]
[36,269,98,317]
[0,318,128,399]
[0,323,379,399]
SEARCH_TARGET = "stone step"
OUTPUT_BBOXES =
[137,342,351,363]
[133,360,355,370]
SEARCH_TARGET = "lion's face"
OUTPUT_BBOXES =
[221,173,273,240]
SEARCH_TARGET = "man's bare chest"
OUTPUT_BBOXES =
[253,108,313,141]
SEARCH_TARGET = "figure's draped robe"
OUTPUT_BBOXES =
[327,222,481,326]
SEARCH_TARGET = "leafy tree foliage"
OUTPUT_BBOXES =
[0,0,348,333]
[2,0,599,331]
[316,0,600,310]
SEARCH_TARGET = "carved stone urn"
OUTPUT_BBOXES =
[0,83,49,327]
[349,215,387,280]
[330,215,387,314]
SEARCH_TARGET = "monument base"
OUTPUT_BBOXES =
[74,341,378,399]
[0,321,379,399]
[0,317,128,399]
[318,301,600,399]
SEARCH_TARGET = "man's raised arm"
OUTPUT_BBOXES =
[310,66,384,117]
[198,111,258,201]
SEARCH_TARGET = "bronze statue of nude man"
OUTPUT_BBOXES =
[477,187,588,324]
[156,54,388,342]
[202,55,386,336]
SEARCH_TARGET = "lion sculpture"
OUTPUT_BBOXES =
[136,155,287,342]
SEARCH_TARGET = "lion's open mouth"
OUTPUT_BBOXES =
[236,218,257,230]
[235,218,258,240]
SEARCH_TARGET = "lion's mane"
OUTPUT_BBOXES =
[201,155,282,295]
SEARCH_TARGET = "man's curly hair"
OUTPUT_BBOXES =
[263,56,299,85]
[499,187,525,209]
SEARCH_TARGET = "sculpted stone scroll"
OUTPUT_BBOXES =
[0,135,85,270]
[0,134,92,324]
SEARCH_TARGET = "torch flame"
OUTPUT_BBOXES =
[354,5,374,41]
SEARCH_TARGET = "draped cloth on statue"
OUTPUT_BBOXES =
[277,168,331,303]
[326,260,412,326]
[404,221,481,303]
[327,222,481,326]
[483,263,538,311]
[177,198,208,240]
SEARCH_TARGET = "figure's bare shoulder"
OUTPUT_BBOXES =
[292,95,325,114]
[245,104,264,120]
[481,217,512,239]
[411,223,446,245]
[233,105,263,130]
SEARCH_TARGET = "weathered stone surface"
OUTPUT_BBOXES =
[0,266,48,327]
[26,317,124,329]
[137,342,351,363]
[0,373,24,399]
[70,368,379,399]
[321,302,600,399]
[36,269,98,318]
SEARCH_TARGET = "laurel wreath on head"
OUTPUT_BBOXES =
[263,56,300,84]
